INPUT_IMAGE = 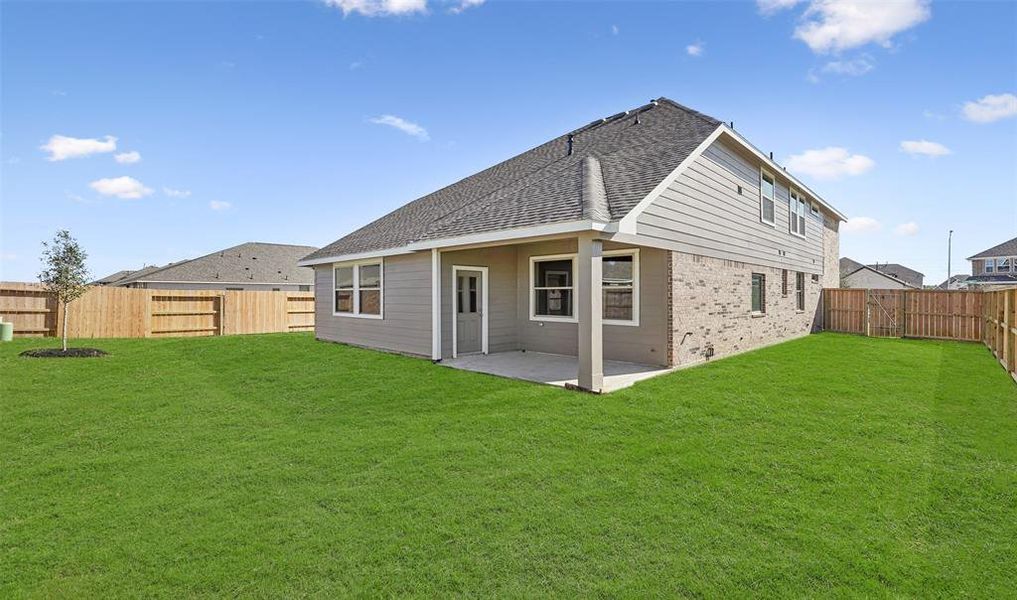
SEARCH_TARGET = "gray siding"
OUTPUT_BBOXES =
[637,138,827,274]
[512,239,668,366]
[314,252,432,357]
[440,246,519,357]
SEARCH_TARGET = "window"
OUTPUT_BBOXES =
[789,189,807,238]
[795,272,805,311]
[751,273,766,313]
[457,275,478,313]
[781,269,788,297]
[998,257,1011,273]
[603,250,639,324]
[272,288,281,292]
[760,171,776,225]
[810,203,820,216]
[298,285,310,292]
[985,258,995,273]
[531,255,575,320]
[333,259,383,317]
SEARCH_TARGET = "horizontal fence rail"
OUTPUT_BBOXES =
[0,282,314,339]
[823,287,1015,383]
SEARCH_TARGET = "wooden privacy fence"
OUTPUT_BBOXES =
[823,287,1016,383]
[0,283,314,338]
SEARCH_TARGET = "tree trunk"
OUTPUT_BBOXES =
[62,300,68,351]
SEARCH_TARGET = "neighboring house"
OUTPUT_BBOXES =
[96,242,316,291]
[840,257,921,289]
[966,236,1017,287]
[299,98,845,392]
[937,274,970,290]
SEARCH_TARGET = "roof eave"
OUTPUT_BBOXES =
[298,219,616,267]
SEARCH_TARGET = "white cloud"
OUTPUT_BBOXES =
[349,60,364,70]
[209,200,232,211]
[611,24,619,36]
[114,151,141,164]
[843,216,882,233]
[89,176,153,199]
[324,0,427,17]
[163,187,192,198]
[899,139,950,157]
[369,114,430,141]
[66,192,88,204]
[922,109,945,121]
[757,0,803,15]
[686,41,704,57]
[791,0,930,53]
[448,0,484,14]
[821,55,874,76]
[786,147,875,180]
[962,93,1017,123]
[893,221,919,236]
[41,134,117,161]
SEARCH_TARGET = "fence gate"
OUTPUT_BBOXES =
[866,289,904,338]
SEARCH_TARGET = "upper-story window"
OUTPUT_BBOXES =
[333,259,383,318]
[789,189,807,238]
[760,170,776,226]
[998,257,1011,273]
[985,258,995,273]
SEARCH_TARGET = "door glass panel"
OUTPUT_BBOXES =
[469,276,478,312]
[457,276,464,313]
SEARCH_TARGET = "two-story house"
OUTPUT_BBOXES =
[299,98,845,392]
[966,236,1017,287]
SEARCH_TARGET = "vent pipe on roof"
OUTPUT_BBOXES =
[769,151,774,160]
[650,99,659,106]
[567,133,574,156]
[730,121,734,129]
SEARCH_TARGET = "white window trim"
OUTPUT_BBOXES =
[527,250,641,326]
[985,258,995,273]
[451,265,489,358]
[603,248,640,327]
[789,189,807,240]
[759,168,777,227]
[332,257,384,319]
[529,253,578,323]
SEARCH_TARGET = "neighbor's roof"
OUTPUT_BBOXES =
[839,257,865,278]
[866,263,924,287]
[967,236,1017,260]
[936,274,970,289]
[304,98,734,263]
[92,269,134,285]
[116,242,316,286]
[840,257,919,288]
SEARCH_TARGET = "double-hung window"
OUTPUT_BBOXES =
[795,272,805,311]
[751,273,766,313]
[603,250,639,325]
[531,255,575,321]
[760,170,776,226]
[333,259,383,317]
[985,258,995,274]
[789,190,807,238]
[997,257,1011,273]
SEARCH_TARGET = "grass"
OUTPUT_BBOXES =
[2,332,1015,597]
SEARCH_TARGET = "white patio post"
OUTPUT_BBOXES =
[577,233,604,392]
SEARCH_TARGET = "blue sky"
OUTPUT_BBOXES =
[2,0,1015,285]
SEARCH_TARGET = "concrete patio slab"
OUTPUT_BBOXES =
[441,351,672,393]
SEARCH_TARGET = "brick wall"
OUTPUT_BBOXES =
[668,253,825,368]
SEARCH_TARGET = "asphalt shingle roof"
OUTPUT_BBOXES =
[866,263,924,288]
[968,236,1017,260]
[303,98,721,262]
[115,242,316,286]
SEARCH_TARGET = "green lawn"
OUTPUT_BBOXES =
[2,333,1015,597]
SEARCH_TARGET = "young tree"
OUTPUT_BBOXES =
[39,230,90,351]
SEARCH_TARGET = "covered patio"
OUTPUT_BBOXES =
[441,350,672,393]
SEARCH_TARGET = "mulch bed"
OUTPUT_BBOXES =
[20,348,109,358]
